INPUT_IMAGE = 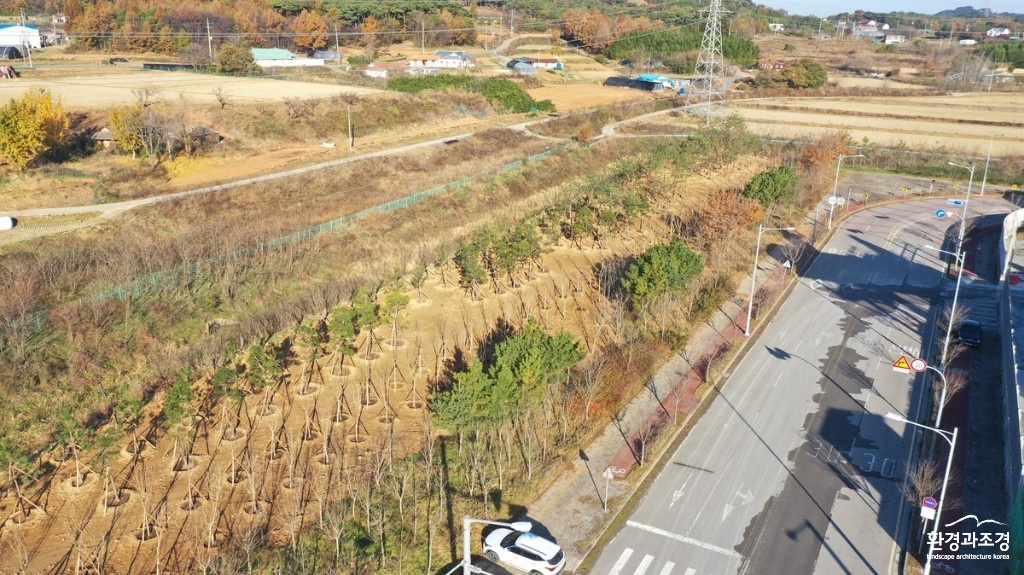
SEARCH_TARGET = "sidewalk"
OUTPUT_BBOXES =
[528,266,789,572]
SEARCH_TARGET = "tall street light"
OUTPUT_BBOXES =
[924,245,965,369]
[885,413,958,575]
[947,161,975,258]
[828,154,863,230]
[746,224,796,336]
[924,365,949,428]
[462,516,532,575]
[979,133,1002,196]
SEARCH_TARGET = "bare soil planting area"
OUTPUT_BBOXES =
[0,155,768,574]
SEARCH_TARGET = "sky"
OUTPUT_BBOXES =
[759,1,1020,17]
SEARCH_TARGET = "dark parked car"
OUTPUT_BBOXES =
[957,320,982,347]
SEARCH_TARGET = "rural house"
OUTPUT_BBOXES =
[406,51,476,73]
[363,60,406,79]
[521,55,563,70]
[434,50,476,68]
[92,127,114,149]
[506,59,537,75]
[251,48,324,68]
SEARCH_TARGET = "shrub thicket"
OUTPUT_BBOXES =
[622,239,705,312]
[743,165,798,208]
[606,28,760,67]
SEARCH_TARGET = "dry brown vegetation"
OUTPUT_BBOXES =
[1,30,1022,574]
[0,114,804,573]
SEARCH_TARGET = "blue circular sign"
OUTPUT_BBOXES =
[935,209,947,219]
[923,496,938,509]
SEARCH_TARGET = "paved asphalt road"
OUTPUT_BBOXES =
[589,195,1015,575]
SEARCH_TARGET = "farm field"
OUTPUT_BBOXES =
[0,70,385,109]
[728,91,1024,155]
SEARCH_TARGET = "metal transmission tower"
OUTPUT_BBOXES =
[686,0,727,122]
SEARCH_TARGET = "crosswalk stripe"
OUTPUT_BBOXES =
[658,562,676,575]
[682,568,696,575]
[626,520,741,558]
[634,554,654,574]
[609,548,634,575]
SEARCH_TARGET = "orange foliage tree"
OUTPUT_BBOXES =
[291,9,329,53]
[800,131,853,169]
[562,9,615,50]
[685,189,764,253]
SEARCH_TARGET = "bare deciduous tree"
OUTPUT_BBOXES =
[900,459,942,504]
[132,86,160,108]
[211,86,229,109]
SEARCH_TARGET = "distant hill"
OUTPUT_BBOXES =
[935,5,1021,18]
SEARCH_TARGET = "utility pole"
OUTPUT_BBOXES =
[510,6,515,36]
[21,11,33,69]
[334,25,341,64]
[206,18,213,63]
[421,18,425,54]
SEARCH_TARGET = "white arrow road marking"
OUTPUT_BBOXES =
[808,279,834,303]
[670,478,689,508]
[723,485,754,521]
[635,554,654,574]
[735,486,753,506]
[627,520,741,558]
[609,548,633,575]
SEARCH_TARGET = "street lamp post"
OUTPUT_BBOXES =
[924,245,965,369]
[828,154,863,230]
[979,133,1002,196]
[947,161,975,257]
[924,365,948,428]
[746,224,796,336]
[885,413,958,575]
[462,516,532,575]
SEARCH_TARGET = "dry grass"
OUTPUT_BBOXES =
[0,131,779,574]
[730,91,1024,155]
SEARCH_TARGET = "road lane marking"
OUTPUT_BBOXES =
[682,569,695,575]
[659,562,676,575]
[670,478,689,508]
[609,548,633,575]
[635,554,654,574]
[626,520,741,558]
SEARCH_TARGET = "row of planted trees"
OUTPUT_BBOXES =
[156,125,735,573]
[3,117,834,574]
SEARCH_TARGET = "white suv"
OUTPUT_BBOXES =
[483,527,566,575]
